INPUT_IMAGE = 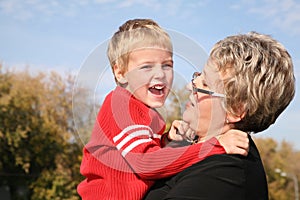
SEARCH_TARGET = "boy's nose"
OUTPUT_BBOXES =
[153,66,165,78]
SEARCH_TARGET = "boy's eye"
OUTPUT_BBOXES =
[139,65,153,70]
[162,64,173,70]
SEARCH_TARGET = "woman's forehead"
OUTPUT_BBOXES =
[203,59,221,82]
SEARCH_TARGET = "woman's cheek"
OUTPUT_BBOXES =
[183,109,197,131]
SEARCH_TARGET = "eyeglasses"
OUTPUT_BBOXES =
[192,72,225,98]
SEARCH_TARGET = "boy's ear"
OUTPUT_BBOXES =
[113,64,127,84]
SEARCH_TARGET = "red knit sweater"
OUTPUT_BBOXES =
[77,86,226,200]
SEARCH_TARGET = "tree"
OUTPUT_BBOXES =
[0,66,91,199]
[254,137,300,200]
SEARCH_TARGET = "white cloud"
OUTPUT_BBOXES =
[94,0,116,4]
[233,0,300,35]
[0,0,82,20]
[0,0,32,20]
[116,0,161,10]
[0,0,200,21]
[0,0,15,13]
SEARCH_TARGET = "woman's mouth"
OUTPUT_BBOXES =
[185,101,195,109]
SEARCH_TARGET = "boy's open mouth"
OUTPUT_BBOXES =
[149,84,164,95]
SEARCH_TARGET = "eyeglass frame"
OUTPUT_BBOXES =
[192,72,225,98]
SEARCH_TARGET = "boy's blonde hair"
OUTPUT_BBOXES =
[210,32,295,133]
[107,19,173,85]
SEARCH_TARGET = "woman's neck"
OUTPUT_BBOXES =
[195,124,232,144]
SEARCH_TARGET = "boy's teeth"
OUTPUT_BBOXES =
[152,85,164,90]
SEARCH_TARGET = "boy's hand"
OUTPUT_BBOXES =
[217,129,249,156]
[169,120,196,142]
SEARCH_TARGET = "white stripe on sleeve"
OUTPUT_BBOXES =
[116,129,151,150]
[121,138,152,157]
[113,125,152,142]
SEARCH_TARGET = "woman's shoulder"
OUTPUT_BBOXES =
[177,137,263,179]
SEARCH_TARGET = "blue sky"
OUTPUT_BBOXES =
[1,0,300,149]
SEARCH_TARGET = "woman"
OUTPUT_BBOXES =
[144,32,295,200]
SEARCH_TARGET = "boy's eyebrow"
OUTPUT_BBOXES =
[137,58,173,64]
[163,59,173,63]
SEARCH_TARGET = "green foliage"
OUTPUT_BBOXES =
[0,66,85,199]
[254,137,300,200]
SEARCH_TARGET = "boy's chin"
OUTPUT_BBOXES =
[147,101,165,108]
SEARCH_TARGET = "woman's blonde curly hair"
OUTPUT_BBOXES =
[210,32,295,133]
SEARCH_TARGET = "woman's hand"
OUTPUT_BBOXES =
[217,130,249,156]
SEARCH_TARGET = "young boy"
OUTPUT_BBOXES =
[77,19,248,200]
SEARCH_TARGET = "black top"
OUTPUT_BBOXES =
[144,136,268,200]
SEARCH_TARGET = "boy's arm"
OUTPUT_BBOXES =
[83,90,248,181]
[217,129,249,156]
[83,122,248,182]
[108,122,248,180]
[166,120,249,156]
[124,136,226,179]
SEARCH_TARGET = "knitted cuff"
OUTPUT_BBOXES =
[160,132,172,147]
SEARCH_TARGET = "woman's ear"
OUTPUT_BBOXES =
[226,110,246,123]
[226,113,243,123]
[113,64,127,84]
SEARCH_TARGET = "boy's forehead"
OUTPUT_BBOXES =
[130,46,172,53]
[129,48,173,61]
[130,39,172,49]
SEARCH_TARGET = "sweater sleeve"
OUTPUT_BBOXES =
[125,137,226,179]
[86,87,226,180]
[90,116,225,180]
